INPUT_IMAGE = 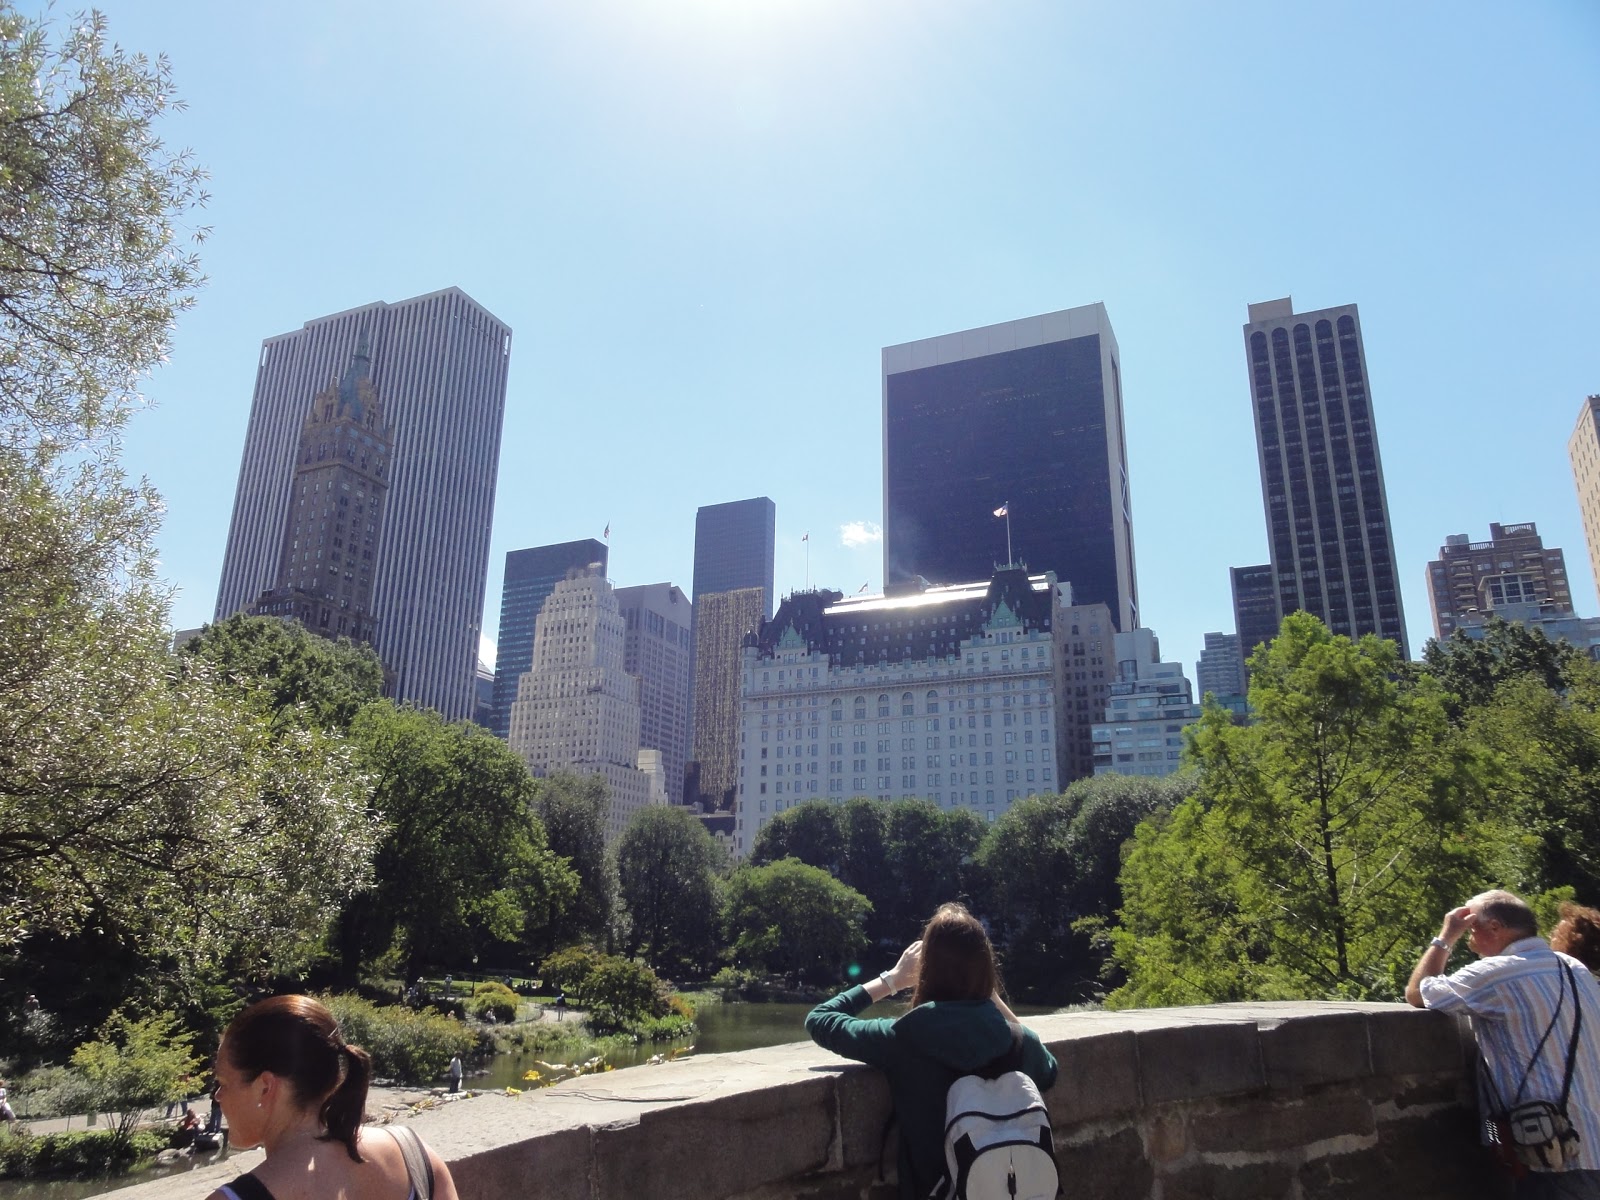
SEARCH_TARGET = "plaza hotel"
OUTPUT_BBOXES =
[733,566,1096,856]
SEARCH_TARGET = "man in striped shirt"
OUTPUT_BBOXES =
[1407,890,1600,1198]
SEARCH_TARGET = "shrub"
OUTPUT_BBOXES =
[320,994,477,1084]
[635,1013,697,1042]
[584,957,668,1034]
[0,1129,166,1178]
[713,966,761,1004]
[467,981,519,1024]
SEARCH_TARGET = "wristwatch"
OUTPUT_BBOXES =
[878,971,894,991]
[1430,936,1451,951]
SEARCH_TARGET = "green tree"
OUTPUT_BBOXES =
[615,806,723,975]
[337,704,576,980]
[722,858,870,984]
[531,774,618,950]
[749,800,845,873]
[0,4,206,453]
[1111,614,1493,1007]
[69,1011,202,1153]
[882,800,984,943]
[1420,619,1585,721]
[980,772,1195,1003]
[181,613,386,730]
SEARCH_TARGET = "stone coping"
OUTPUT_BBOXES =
[107,1001,1470,1200]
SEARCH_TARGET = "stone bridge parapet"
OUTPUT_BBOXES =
[115,1001,1508,1200]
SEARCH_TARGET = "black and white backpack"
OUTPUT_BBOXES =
[928,1024,1059,1200]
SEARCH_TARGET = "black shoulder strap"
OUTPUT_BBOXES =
[1509,962,1569,1108]
[1558,962,1584,1116]
[224,1174,277,1200]
[390,1125,434,1200]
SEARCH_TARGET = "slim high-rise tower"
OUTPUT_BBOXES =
[882,305,1137,632]
[615,583,693,806]
[1569,396,1600,608]
[1243,298,1408,658]
[216,287,511,719]
[248,335,393,645]
[490,540,609,739]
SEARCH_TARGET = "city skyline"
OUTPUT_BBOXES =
[103,2,1597,680]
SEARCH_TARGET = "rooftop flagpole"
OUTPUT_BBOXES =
[993,502,1012,566]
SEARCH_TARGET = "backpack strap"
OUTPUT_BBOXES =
[390,1125,434,1200]
[220,1175,277,1200]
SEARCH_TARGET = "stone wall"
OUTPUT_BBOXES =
[114,1001,1512,1200]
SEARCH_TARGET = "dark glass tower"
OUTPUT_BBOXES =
[1244,298,1408,658]
[691,497,776,614]
[490,539,608,738]
[882,305,1138,632]
[1231,563,1280,668]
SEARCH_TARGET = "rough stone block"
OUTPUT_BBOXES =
[1055,1127,1153,1200]
[452,1126,589,1200]
[592,1075,836,1200]
[1189,1095,1374,1154]
[1137,1021,1262,1105]
[831,1063,893,1169]
[1161,1160,1297,1200]
[1366,1007,1465,1079]
[1260,1011,1371,1090]
[1042,1030,1141,1127]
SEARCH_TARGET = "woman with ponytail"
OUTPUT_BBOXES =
[207,995,457,1200]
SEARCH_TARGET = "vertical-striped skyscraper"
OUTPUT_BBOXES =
[1243,298,1408,658]
[615,583,693,807]
[882,305,1138,632]
[215,287,511,719]
[490,539,609,739]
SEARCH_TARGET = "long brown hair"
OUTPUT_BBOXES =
[910,903,999,1008]
[221,995,371,1162]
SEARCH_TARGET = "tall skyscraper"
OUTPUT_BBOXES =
[1243,298,1408,658]
[1569,396,1600,608]
[882,305,1138,632]
[1056,597,1115,787]
[690,587,766,812]
[691,497,776,614]
[490,539,609,739]
[1231,563,1279,665]
[688,497,776,810]
[508,569,653,843]
[216,287,510,719]
[615,583,693,806]
[249,335,393,645]
[1092,629,1201,778]
[1426,523,1572,640]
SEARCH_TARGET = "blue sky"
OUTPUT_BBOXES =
[91,0,1599,676]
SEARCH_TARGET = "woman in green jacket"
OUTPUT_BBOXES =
[806,903,1058,1199]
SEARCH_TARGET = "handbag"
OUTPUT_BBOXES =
[1481,960,1584,1172]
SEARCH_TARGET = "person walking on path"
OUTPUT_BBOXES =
[1407,889,1600,1198]
[807,903,1057,1200]
[207,995,457,1200]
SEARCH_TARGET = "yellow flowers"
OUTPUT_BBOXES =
[522,1069,541,1081]
[504,1086,522,1095]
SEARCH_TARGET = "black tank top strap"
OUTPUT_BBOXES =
[221,1174,278,1200]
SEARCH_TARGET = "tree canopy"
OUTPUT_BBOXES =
[723,857,870,984]
[616,805,723,976]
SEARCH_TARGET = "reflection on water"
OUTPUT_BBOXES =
[0,1143,238,1200]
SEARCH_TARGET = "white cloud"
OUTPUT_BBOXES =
[840,521,883,549]
[479,633,497,672]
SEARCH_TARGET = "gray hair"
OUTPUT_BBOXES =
[1469,890,1538,937]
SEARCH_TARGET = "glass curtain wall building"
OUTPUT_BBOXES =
[882,305,1138,633]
